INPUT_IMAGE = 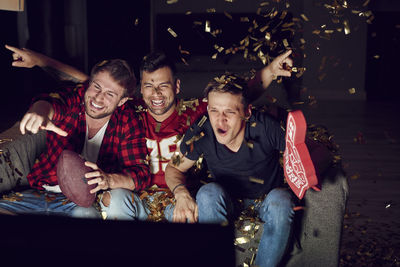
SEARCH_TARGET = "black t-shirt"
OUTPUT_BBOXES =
[180,110,286,199]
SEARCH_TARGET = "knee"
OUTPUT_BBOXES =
[261,189,294,222]
[105,188,133,209]
[196,183,225,205]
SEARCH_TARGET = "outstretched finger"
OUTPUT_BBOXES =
[41,121,68,137]
[277,49,292,61]
[5,44,24,55]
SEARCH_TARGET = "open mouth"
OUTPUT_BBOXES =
[217,128,227,135]
[90,100,104,110]
[151,99,165,107]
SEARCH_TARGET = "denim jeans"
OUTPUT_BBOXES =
[100,188,149,220]
[196,182,295,267]
[0,189,100,218]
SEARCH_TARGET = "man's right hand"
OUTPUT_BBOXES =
[173,188,198,223]
[5,44,47,68]
[19,101,68,136]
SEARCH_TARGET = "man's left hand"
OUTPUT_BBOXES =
[85,161,112,194]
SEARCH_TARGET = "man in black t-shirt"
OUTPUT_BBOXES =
[165,74,294,267]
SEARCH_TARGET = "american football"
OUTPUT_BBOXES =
[57,150,96,207]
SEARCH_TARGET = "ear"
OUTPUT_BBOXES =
[175,78,181,95]
[245,104,252,119]
[118,96,129,107]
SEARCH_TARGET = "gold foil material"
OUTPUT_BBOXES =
[235,237,250,245]
[205,20,211,33]
[249,176,264,184]
[167,27,178,37]
[300,14,309,22]
[224,11,232,20]
[343,19,350,35]
[197,116,207,127]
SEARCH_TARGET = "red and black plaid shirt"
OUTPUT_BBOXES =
[27,83,150,191]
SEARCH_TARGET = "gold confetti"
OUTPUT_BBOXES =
[167,27,178,37]
[166,0,178,3]
[240,17,249,22]
[283,39,289,47]
[206,8,216,13]
[224,11,232,20]
[197,116,207,127]
[300,14,309,22]
[343,19,350,35]
[179,45,190,55]
[211,53,218,59]
[363,0,370,7]
[373,55,380,59]
[249,176,264,184]
[134,18,139,26]
[348,88,356,94]
[246,141,254,149]
[250,122,257,127]
[235,237,250,245]
[205,20,211,33]
[260,1,269,6]
[185,132,205,145]
[185,11,192,15]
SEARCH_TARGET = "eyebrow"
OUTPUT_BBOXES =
[92,81,120,96]
[143,81,172,86]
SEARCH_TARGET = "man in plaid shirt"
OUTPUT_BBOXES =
[0,57,150,218]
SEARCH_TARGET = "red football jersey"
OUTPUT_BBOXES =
[139,98,208,188]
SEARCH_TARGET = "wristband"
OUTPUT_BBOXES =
[172,183,185,195]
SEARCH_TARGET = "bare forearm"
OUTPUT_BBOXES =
[165,164,187,193]
[108,173,136,191]
[41,57,88,83]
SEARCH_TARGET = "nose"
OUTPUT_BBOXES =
[152,86,162,95]
[94,91,105,101]
[216,112,228,124]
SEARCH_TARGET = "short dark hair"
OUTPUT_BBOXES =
[204,73,250,108]
[90,59,136,97]
[139,51,177,79]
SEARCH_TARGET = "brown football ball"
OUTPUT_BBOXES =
[57,150,96,207]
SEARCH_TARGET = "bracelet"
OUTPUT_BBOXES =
[172,183,185,195]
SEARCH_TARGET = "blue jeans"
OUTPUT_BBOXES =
[0,189,100,218]
[196,183,295,267]
[100,188,149,220]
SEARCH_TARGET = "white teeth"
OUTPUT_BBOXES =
[152,100,164,106]
[91,102,103,109]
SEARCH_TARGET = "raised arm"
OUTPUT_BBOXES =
[165,151,198,223]
[5,44,89,83]
[248,50,293,102]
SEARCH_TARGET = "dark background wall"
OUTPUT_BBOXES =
[1,0,399,132]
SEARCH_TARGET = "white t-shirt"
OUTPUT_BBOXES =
[43,121,109,193]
